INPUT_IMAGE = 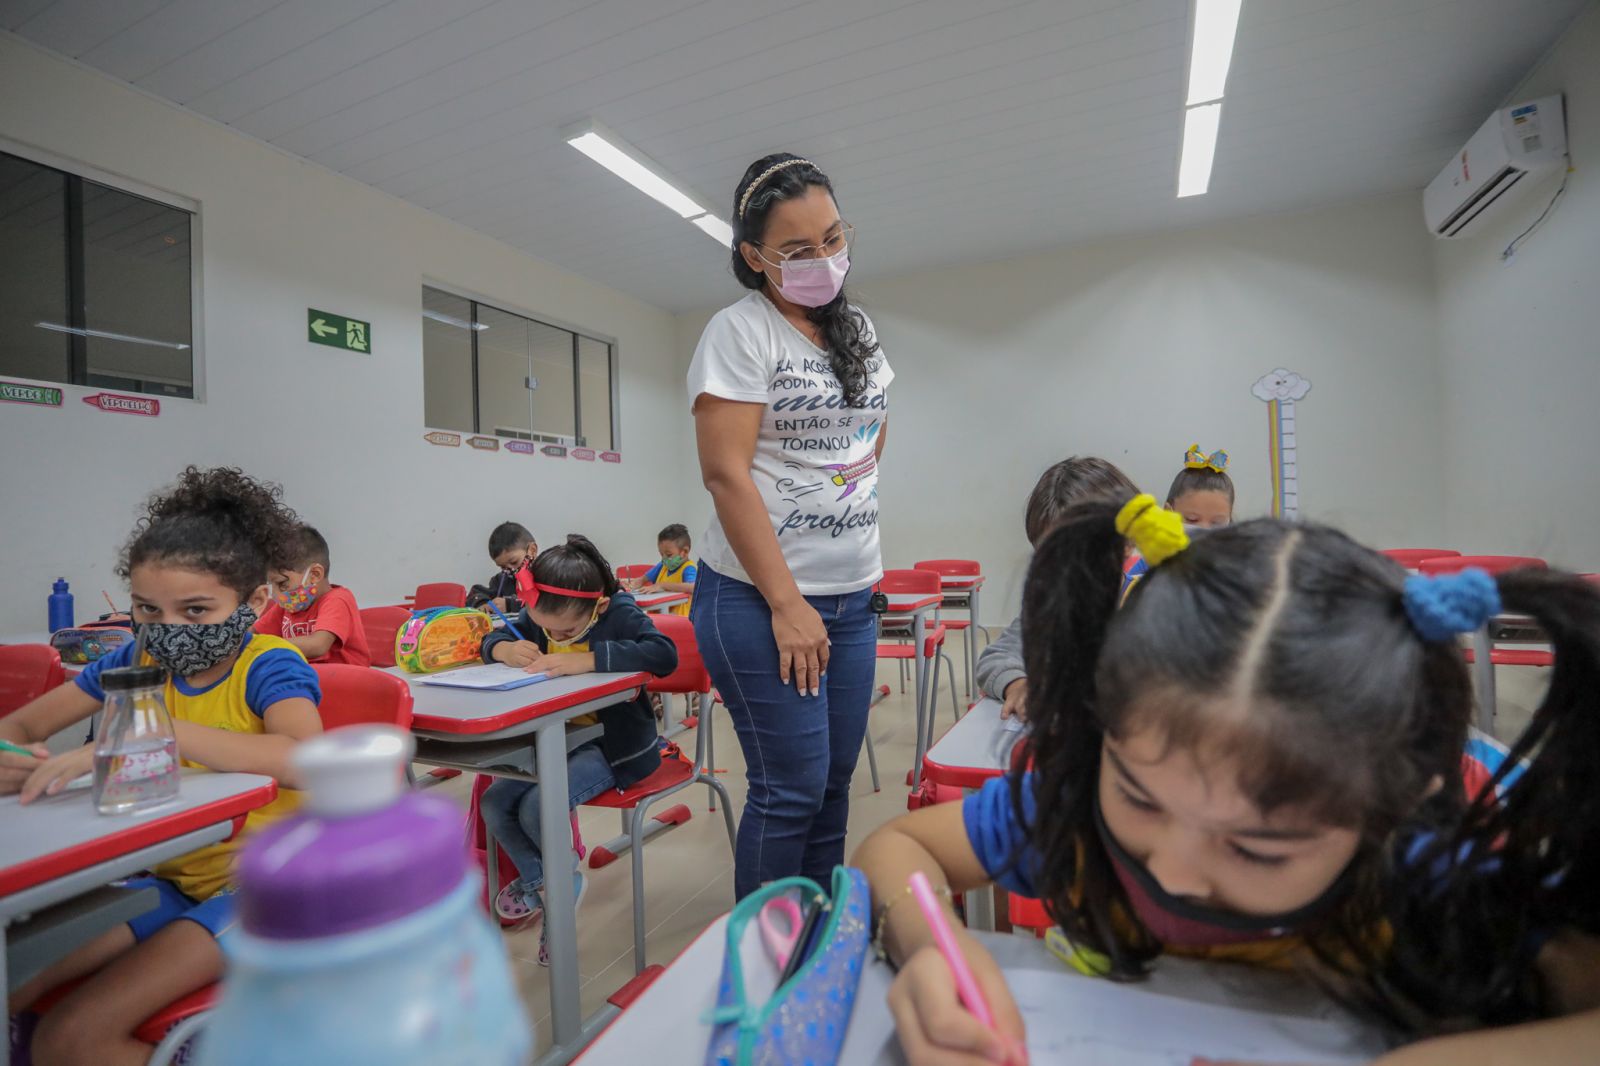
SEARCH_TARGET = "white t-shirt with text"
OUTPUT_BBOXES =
[686,291,893,596]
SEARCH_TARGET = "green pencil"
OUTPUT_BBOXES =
[0,739,44,758]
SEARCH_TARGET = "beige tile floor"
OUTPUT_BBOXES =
[426,656,947,1058]
[425,655,1552,1059]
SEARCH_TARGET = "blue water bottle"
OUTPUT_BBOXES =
[195,726,532,1066]
[48,578,73,633]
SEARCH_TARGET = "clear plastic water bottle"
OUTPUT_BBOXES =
[48,578,73,633]
[93,665,179,815]
[196,726,532,1066]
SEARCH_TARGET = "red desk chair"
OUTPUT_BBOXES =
[313,663,415,731]
[914,558,991,697]
[358,606,411,669]
[411,582,467,610]
[0,643,66,716]
[1381,548,1460,569]
[616,564,655,582]
[583,614,737,973]
[26,980,217,1066]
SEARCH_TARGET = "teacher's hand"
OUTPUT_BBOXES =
[773,600,830,697]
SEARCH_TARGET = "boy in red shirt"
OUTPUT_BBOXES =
[256,524,371,667]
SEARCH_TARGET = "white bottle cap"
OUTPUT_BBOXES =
[291,725,414,817]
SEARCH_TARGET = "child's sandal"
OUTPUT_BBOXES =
[493,882,541,924]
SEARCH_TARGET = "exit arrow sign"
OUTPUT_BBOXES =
[307,308,372,353]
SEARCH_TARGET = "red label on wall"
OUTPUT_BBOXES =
[467,436,499,451]
[600,451,622,464]
[541,445,567,458]
[424,431,461,446]
[82,392,159,417]
[504,440,537,455]
[572,447,596,461]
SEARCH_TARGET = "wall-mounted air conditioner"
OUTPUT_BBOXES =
[1424,94,1566,238]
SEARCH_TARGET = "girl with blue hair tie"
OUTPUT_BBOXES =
[856,495,1600,1065]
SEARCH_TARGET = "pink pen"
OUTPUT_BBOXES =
[908,871,996,1029]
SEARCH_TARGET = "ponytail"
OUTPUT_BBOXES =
[530,534,619,615]
[1011,497,1155,976]
[1381,569,1600,1028]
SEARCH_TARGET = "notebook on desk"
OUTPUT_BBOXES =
[418,664,549,691]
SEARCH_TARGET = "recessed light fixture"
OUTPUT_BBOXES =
[564,119,732,247]
[36,322,190,350]
[1186,0,1243,105]
[1177,102,1223,198]
[1176,0,1243,197]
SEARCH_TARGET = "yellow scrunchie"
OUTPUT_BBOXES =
[1115,494,1190,566]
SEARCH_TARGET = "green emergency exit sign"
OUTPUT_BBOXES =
[307,309,371,353]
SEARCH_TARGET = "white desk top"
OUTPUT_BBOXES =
[0,770,275,899]
[577,914,1385,1065]
[939,575,984,589]
[384,666,646,736]
[923,698,1021,788]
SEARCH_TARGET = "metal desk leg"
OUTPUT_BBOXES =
[911,608,933,782]
[966,584,982,701]
[2,920,10,1066]
[534,718,582,1061]
[1471,626,1497,736]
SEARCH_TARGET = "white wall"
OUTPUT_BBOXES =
[679,194,1448,624]
[1434,3,1600,568]
[0,36,687,632]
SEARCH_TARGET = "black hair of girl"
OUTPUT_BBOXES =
[1165,466,1235,507]
[119,466,302,601]
[531,535,619,616]
[731,153,879,407]
[1012,503,1600,1033]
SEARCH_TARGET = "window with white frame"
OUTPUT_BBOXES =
[421,285,615,450]
[0,148,195,398]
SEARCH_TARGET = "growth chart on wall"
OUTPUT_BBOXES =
[1251,369,1312,520]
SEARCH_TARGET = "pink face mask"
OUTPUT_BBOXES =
[775,249,849,308]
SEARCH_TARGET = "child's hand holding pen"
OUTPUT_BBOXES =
[0,737,51,796]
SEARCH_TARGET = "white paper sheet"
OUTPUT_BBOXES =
[417,664,549,690]
[1005,970,1381,1064]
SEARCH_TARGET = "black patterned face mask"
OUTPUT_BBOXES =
[137,603,258,677]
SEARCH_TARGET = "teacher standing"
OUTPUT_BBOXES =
[688,154,892,900]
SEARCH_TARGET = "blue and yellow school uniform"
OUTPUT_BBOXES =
[75,634,319,938]
[643,558,698,616]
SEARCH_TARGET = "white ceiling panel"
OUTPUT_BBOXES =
[5,0,1589,312]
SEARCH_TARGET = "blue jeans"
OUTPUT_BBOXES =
[479,741,616,894]
[693,563,877,900]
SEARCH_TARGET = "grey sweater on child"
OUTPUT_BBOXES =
[974,614,1025,702]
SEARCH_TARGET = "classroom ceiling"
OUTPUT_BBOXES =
[2,0,1588,312]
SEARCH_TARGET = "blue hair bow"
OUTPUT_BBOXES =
[1402,569,1502,641]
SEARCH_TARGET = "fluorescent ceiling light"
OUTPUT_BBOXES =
[1177,102,1223,198]
[566,126,704,218]
[423,309,488,331]
[1186,0,1243,105]
[36,322,190,350]
[690,213,734,246]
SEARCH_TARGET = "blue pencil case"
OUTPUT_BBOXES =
[703,866,871,1066]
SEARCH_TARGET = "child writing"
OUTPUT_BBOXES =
[856,496,1600,1065]
[975,457,1138,721]
[624,523,698,617]
[1165,443,1234,529]
[468,521,539,614]
[479,535,676,963]
[254,523,370,667]
[0,467,322,1065]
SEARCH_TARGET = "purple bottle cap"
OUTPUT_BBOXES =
[236,726,468,940]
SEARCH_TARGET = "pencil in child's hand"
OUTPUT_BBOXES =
[0,739,45,759]
[485,601,526,642]
[908,871,995,1028]
[102,589,118,615]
